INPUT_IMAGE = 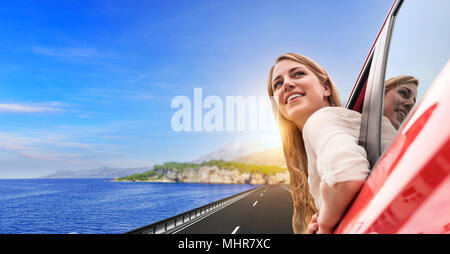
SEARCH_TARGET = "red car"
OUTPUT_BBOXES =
[335,0,450,234]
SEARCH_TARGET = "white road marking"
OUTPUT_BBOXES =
[280,185,291,193]
[260,193,263,197]
[231,226,240,234]
[170,186,263,234]
[252,201,258,207]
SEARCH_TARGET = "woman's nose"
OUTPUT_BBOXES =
[283,80,295,92]
[404,97,415,109]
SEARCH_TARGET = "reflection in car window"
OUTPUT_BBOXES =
[383,75,418,130]
[381,0,450,152]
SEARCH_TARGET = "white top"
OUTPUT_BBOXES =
[302,107,397,209]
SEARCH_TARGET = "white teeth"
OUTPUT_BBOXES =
[287,93,304,103]
[398,111,406,119]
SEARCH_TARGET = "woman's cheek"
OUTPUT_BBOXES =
[278,104,290,120]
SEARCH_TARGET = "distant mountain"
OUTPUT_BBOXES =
[41,166,152,179]
[42,137,287,179]
[192,137,279,164]
[192,136,286,168]
[236,147,286,168]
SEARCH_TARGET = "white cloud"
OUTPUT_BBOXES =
[31,46,98,58]
[0,131,123,163]
[80,88,154,102]
[0,103,62,113]
[0,102,98,119]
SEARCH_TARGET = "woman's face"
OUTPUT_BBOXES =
[271,59,331,128]
[383,83,418,129]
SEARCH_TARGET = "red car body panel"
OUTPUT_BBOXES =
[335,62,450,234]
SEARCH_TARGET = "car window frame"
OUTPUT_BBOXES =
[346,0,404,168]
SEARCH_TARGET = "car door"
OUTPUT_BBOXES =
[336,0,450,233]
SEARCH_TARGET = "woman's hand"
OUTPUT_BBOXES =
[308,212,332,234]
[306,213,319,234]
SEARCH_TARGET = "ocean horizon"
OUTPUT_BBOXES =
[0,178,258,234]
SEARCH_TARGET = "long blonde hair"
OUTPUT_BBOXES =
[267,53,341,233]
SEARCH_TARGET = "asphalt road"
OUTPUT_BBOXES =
[174,184,294,234]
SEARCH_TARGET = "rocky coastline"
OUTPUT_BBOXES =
[113,165,290,185]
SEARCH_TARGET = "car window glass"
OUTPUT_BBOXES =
[381,0,450,151]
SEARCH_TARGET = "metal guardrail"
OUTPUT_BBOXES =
[125,185,263,234]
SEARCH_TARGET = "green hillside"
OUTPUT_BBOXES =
[116,160,287,182]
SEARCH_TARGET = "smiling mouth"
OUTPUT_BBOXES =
[286,93,305,103]
[396,110,407,120]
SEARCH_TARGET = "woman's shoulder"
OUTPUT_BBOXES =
[312,106,360,116]
[304,106,362,131]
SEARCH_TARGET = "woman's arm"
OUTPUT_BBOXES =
[317,180,365,234]
[303,108,370,233]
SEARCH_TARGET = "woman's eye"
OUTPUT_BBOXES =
[398,90,408,98]
[294,71,305,78]
[274,81,283,90]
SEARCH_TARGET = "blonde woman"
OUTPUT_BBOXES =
[267,53,396,234]
[383,75,418,129]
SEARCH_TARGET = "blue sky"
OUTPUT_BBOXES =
[0,0,448,178]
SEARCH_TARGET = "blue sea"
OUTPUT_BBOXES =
[0,178,258,234]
